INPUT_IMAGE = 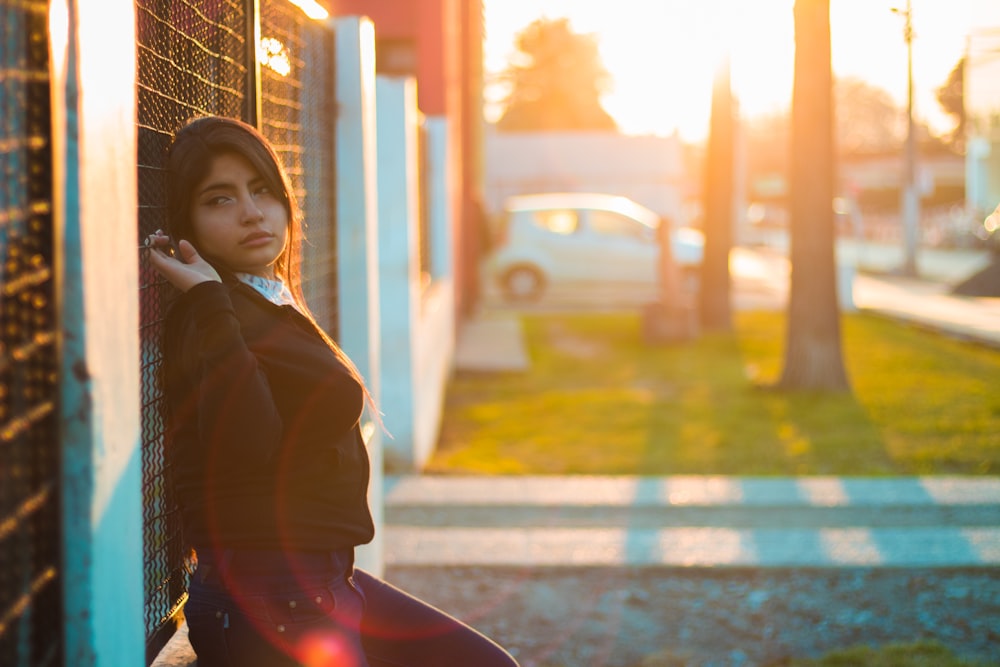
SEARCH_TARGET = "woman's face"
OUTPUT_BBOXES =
[189,152,289,279]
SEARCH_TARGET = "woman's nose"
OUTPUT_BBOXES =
[241,195,264,223]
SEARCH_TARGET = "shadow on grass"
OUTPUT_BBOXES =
[430,311,1000,476]
[637,319,894,476]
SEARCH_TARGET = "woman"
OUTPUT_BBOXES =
[147,116,519,667]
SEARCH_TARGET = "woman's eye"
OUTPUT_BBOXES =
[206,196,230,206]
[253,186,273,197]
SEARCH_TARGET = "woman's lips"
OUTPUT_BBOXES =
[240,232,274,246]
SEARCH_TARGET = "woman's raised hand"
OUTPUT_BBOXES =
[146,231,221,292]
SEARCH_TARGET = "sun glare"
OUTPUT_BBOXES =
[287,0,329,20]
[485,0,1000,141]
[259,37,291,76]
[486,0,795,140]
[589,0,803,138]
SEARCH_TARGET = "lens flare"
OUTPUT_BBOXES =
[295,630,361,667]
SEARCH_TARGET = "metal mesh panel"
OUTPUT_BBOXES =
[260,1,338,335]
[135,0,249,658]
[0,1,62,665]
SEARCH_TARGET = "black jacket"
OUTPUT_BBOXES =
[163,280,374,552]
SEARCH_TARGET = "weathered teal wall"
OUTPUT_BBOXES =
[52,1,145,665]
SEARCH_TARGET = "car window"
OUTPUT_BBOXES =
[532,209,578,235]
[588,210,651,240]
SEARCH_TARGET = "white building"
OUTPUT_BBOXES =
[485,130,688,224]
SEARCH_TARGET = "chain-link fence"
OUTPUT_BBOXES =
[136,0,339,659]
[260,0,339,332]
[0,1,62,665]
[136,1,252,657]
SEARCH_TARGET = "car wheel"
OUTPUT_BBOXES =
[501,265,545,301]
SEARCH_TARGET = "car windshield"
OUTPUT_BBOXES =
[533,209,578,235]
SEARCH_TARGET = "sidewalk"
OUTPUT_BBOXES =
[853,271,1000,349]
[384,475,1000,568]
[727,240,1000,348]
[453,310,531,372]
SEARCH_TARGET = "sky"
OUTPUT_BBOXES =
[482,0,1000,142]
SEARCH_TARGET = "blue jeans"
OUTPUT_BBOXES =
[185,549,519,667]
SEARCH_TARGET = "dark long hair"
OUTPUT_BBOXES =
[165,116,301,291]
[165,116,376,413]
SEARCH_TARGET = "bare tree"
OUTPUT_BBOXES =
[778,0,850,391]
[698,58,734,332]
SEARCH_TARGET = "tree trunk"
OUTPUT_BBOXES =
[779,0,850,391]
[698,58,734,332]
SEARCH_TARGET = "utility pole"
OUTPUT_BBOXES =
[893,0,920,276]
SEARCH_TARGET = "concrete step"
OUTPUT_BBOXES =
[383,525,1000,568]
[382,476,1000,569]
[385,475,1000,507]
[387,503,1000,528]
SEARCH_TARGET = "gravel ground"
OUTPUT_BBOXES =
[385,566,1000,667]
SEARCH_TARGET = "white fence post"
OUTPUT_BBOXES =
[333,15,384,577]
[51,0,145,663]
[425,117,453,280]
[375,76,421,469]
[411,116,455,468]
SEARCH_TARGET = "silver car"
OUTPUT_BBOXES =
[488,193,704,301]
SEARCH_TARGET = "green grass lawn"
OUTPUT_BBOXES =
[427,311,1000,476]
[624,640,998,667]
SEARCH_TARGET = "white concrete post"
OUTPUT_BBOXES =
[50,0,145,664]
[412,284,455,467]
[424,117,454,280]
[375,76,420,469]
[333,16,384,576]
[412,116,455,469]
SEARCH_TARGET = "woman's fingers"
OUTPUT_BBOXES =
[175,240,221,281]
[176,239,200,264]
[145,230,174,255]
[145,244,176,273]
[144,234,221,291]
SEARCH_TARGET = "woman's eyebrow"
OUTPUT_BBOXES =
[198,176,267,196]
[197,181,236,196]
